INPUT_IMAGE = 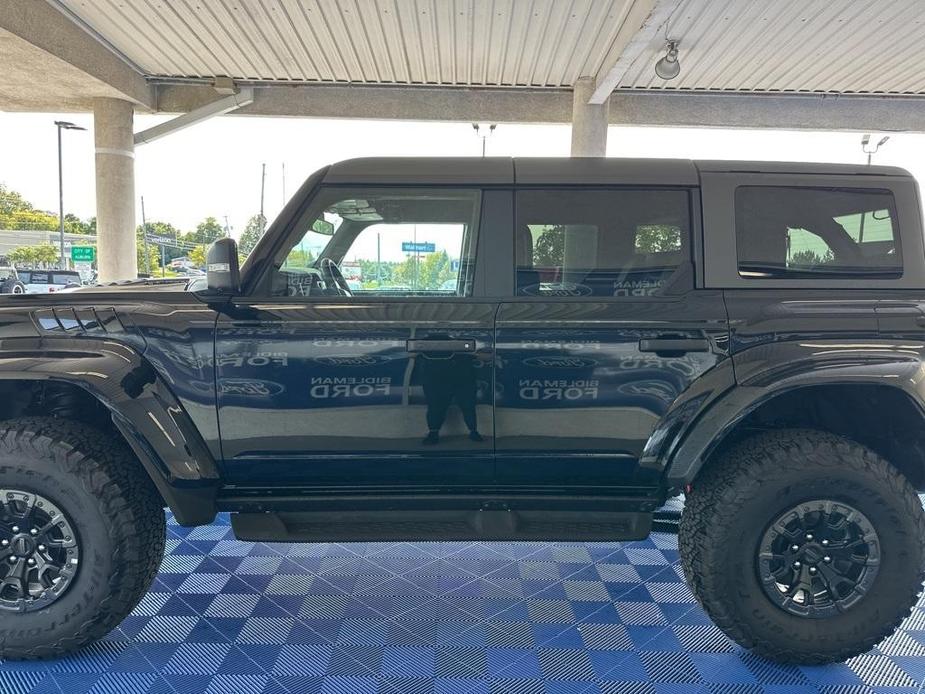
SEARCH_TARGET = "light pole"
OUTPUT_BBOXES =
[54,120,87,269]
[472,123,497,157]
[861,133,889,166]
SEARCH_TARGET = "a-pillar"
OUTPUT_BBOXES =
[570,77,610,157]
[94,98,137,281]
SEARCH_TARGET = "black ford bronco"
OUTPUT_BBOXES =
[1,157,924,665]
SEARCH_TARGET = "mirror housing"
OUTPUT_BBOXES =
[206,238,240,294]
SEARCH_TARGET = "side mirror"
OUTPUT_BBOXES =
[206,238,240,294]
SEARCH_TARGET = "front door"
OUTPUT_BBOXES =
[215,186,495,488]
[495,187,728,489]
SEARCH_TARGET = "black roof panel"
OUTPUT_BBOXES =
[321,157,913,186]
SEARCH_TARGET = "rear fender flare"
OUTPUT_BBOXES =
[663,340,925,487]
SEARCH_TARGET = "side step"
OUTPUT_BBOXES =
[231,507,651,542]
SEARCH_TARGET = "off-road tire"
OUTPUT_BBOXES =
[679,429,925,664]
[0,417,166,660]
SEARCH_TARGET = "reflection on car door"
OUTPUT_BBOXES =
[214,185,498,488]
[495,187,730,489]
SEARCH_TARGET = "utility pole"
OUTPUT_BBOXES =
[282,162,286,204]
[140,196,150,275]
[260,163,266,219]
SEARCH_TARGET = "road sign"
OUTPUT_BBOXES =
[402,241,435,253]
[70,246,95,262]
[146,234,175,246]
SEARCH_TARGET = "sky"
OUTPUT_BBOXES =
[0,110,922,242]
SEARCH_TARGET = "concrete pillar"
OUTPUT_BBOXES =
[570,77,610,157]
[93,97,137,282]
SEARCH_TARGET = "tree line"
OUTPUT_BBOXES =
[1,183,268,272]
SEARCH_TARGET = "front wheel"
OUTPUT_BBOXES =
[679,429,925,664]
[0,418,166,659]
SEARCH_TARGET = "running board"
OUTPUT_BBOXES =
[231,507,651,542]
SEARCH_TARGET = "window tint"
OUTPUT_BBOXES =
[735,186,901,279]
[515,189,690,297]
[269,188,480,297]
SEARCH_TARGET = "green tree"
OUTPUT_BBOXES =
[238,214,266,256]
[64,213,93,235]
[393,250,452,290]
[0,184,65,231]
[8,243,60,267]
[533,226,565,267]
[635,225,681,253]
[189,245,207,268]
[137,243,161,276]
[188,217,224,245]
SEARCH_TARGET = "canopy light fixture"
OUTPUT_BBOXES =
[654,40,681,80]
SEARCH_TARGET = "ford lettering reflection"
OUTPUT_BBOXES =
[312,355,392,367]
[219,379,286,397]
[523,356,598,369]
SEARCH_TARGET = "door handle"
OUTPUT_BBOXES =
[638,338,710,355]
[407,339,477,353]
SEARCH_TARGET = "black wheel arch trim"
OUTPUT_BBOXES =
[0,337,219,526]
[664,341,925,488]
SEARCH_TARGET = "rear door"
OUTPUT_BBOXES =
[495,184,729,489]
[215,184,504,488]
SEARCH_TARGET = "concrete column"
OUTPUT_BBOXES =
[93,97,137,282]
[570,77,610,157]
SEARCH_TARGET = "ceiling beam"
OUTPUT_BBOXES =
[0,0,154,110]
[588,0,682,105]
[156,83,925,133]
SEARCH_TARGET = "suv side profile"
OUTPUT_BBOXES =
[0,157,923,665]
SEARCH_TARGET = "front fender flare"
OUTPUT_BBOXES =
[0,336,219,525]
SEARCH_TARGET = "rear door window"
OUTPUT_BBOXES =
[515,189,691,297]
[735,186,901,279]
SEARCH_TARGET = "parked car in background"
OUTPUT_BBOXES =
[0,266,26,294]
[17,269,83,293]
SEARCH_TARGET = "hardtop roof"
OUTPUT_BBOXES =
[323,157,912,186]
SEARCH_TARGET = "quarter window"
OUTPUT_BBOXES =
[269,188,480,297]
[515,189,691,297]
[735,186,901,279]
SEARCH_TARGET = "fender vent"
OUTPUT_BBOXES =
[33,307,124,334]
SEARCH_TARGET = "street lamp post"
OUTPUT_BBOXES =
[54,120,87,269]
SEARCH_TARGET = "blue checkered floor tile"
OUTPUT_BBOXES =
[4,498,925,693]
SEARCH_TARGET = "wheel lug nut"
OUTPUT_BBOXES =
[805,534,813,541]
[11,526,19,533]
[8,556,16,564]
[29,529,37,536]
[809,567,817,575]
[823,555,831,563]
[791,544,800,551]
[793,561,802,568]
[26,558,35,566]
[821,539,829,546]
[0,539,8,547]
[37,545,45,552]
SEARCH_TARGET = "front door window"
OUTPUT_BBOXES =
[268,188,481,298]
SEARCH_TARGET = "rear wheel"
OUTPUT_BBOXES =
[0,417,165,659]
[679,429,925,664]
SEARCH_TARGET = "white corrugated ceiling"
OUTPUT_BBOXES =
[53,0,925,95]
[55,0,638,87]
[618,0,925,94]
